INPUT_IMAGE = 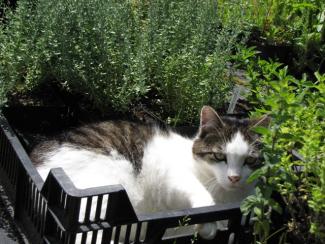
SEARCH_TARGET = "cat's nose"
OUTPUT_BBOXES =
[228,175,241,183]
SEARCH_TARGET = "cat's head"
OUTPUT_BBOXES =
[193,106,269,191]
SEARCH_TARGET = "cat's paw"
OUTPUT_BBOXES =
[216,220,228,231]
[196,222,218,240]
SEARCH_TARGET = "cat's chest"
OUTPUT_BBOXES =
[213,184,254,205]
[142,133,195,171]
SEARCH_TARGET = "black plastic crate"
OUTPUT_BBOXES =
[0,102,251,244]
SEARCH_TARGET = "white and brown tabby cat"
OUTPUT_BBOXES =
[31,106,267,240]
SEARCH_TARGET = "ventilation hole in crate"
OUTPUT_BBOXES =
[128,223,138,242]
[26,179,33,214]
[63,232,70,244]
[136,222,147,242]
[94,195,103,221]
[121,224,132,243]
[64,194,68,210]
[101,228,113,243]
[83,197,93,222]
[60,189,64,207]
[112,226,121,244]
[114,225,125,243]
[59,190,68,210]
[71,233,79,244]
[39,197,47,231]
[91,230,99,244]
[75,233,82,244]
[34,188,41,218]
[100,194,109,220]
[110,227,116,243]
[59,229,64,242]
[34,191,42,227]
[89,196,97,221]
[75,232,90,244]
[87,231,93,244]
[79,197,87,222]
[110,227,119,244]
[55,225,60,238]
[32,184,37,212]
[35,191,40,213]
[96,230,103,244]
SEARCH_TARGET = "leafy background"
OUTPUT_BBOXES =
[0,0,324,243]
[0,0,243,125]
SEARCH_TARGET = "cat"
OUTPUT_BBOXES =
[30,106,267,241]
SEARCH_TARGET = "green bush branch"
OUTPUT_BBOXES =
[241,59,325,243]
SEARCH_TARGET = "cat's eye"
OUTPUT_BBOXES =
[213,152,225,161]
[245,156,258,165]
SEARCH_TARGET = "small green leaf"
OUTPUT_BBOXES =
[268,199,283,214]
[253,126,270,135]
[254,207,262,217]
[247,167,265,183]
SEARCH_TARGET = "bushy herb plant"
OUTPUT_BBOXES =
[0,0,239,125]
[218,0,325,74]
[241,59,325,243]
[0,0,148,111]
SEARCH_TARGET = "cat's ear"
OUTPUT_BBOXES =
[249,114,271,129]
[200,106,225,128]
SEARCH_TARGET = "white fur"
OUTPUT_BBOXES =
[36,129,255,243]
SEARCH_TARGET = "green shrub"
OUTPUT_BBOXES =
[218,0,325,45]
[138,0,237,125]
[1,0,148,111]
[241,60,325,243]
[0,0,238,125]
[218,0,325,74]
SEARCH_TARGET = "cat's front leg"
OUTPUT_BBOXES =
[187,181,218,240]
[196,222,218,240]
[166,175,218,240]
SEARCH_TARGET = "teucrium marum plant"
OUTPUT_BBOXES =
[0,0,239,125]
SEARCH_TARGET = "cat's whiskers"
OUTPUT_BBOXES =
[207,180,219,196]
[203,177,217,187]
[203,177,220,196]
[249,138,260,147]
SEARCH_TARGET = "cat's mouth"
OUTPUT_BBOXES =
[225,182,244,191]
